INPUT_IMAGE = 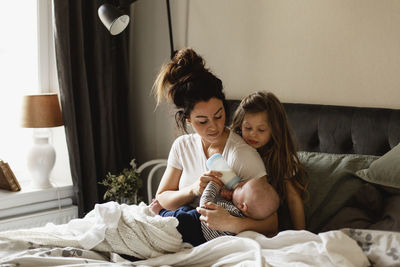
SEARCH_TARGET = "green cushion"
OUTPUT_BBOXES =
[298,151,378,233]
[356,143,400,190]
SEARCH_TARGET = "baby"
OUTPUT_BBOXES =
[219,177,279,219]
[150,177,279,246]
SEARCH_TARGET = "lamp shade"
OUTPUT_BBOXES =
[98,3,130,35]
[21,94,63,128]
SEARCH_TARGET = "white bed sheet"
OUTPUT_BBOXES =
[2,201,400,266]
[1,228,372,267]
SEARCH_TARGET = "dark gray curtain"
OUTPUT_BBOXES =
[53,0,132,216]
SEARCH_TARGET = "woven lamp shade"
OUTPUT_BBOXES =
[21,94,63,128]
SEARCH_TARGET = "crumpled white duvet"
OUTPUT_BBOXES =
[0,202,370,266]
[0,201,188,259]
[134,230,370,267]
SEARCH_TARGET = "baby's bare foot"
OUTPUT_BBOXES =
[149,199,163,214]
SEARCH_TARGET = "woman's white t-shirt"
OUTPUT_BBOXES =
[167,130,267,205]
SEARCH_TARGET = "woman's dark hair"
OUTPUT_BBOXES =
[153,48,227,133]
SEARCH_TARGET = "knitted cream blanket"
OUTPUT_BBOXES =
[0,202,188,259]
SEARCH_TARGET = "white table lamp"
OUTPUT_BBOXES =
[21,94,63,189]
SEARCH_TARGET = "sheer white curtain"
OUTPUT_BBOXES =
[0,2,38,181]
[0,1,71,185]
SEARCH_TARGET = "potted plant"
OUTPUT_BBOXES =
[99,159,142,204]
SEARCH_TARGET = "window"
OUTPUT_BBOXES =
[0,1,71,185]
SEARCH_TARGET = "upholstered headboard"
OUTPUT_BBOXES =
[143,101,400,233]
[227,100,400,156]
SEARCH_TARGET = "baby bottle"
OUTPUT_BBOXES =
[206,153,241,190]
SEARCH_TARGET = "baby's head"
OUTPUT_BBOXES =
[232,177,279,219]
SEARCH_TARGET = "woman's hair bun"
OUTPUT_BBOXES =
[169,48,205,83]
[153,47,222,110]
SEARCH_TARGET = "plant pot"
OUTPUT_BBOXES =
[118,193,137,205]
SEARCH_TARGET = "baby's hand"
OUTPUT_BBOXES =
[149,199,163,215]
[220,188,233,200]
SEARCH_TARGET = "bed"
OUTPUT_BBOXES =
[0,101,399,267]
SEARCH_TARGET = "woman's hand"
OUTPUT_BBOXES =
[196,202,233,231]
[197,202,279,236]
[191,171,224,197]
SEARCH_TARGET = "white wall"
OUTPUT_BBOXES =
[129,0,177,163]
[129,0,400,161]
[184,0,400,108]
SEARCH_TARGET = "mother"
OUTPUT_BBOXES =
[153,48,278,238]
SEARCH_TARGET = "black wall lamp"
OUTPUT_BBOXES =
[98,0,176,59]
[98,2,132,35]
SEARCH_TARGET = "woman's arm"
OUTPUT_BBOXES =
[155,166,192,210]
[285,180,306,230]
[197,202,279,237]
[156,165,224,210]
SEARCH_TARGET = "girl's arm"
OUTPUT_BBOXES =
[197,202,279,237]
[156,166,224,210]
[285,180,306,230]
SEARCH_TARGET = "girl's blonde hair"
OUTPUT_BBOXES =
[231,91,308,201]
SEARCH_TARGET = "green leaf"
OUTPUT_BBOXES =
[99,158,143,201]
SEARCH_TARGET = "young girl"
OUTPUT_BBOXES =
[231,91,308,230]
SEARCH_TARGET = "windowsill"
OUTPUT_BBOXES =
[0,180,78,231]
[0,181,74,211]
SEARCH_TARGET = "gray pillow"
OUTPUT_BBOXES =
[356,143,400,189]
[298,151,378,233]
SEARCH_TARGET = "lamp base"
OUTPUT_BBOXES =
[27,130,55,189]
[30,175,53,189]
